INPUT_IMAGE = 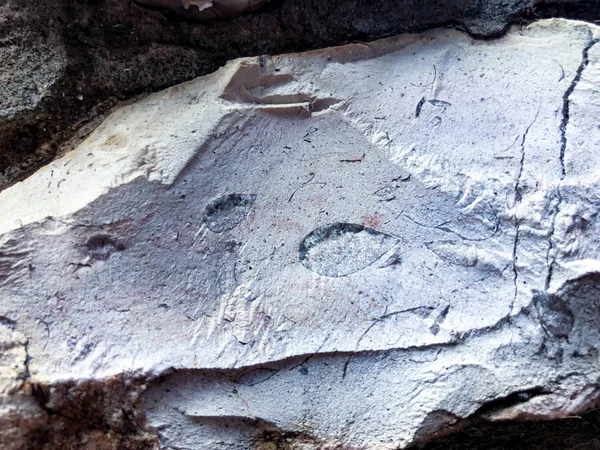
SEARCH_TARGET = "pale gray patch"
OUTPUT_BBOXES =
[299,223,397,277]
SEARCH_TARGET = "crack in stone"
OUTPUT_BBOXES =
[403,214,499,242]
[546,36,599,289]
[285,334,331,374]
[23,341,31,381]
[559,36,598,178]
[544,189,562,290]
[341,338,457,379]
[511,108,540,314]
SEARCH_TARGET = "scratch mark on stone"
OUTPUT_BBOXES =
[403,214,498,242]
[415,97,426,118]
[410,65,437,88]
[342,306,434,378]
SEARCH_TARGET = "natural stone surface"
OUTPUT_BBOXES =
[3,18,600,449]
[2,0,600,189]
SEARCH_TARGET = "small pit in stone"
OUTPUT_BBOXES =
[85,234,126,261]
[202,193,257,233]
[299,223,398,277]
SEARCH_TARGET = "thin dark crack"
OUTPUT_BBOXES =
[559,37,598,178]
[403,214,499,242]
[340,151,366,163]
[415,97,426,117]
[494,135,520,159]
[430,304,450,335]
[553,59,566,82]
[287,333,330,373]
[510,229,521,313]
[546,37,598,289]
[282,146,311,161]
[511,107,540,314]
[544,188,562,290]
[410,65,437,88]
[288,172,326,202]
[357,306,435,348]
[514,107,541,204]
[235,367,280,387]
[342,305,435,378]
[23,340,31,380]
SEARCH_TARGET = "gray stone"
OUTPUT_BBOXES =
[3,18,600,450]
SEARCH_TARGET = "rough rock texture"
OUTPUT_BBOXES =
[2,0,600,189]
[2,18,600,449]
[136,0,268,20]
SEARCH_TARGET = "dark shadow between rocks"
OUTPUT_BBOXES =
[408,409,600,450]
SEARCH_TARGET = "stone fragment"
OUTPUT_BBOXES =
[3,18,600,449]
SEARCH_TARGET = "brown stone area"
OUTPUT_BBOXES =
[25,377,157,450]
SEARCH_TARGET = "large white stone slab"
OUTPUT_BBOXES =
[2,19,600,449]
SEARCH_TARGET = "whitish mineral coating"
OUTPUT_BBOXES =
[3,19,600,449]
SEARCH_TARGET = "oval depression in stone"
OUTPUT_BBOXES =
[299,223,397,277]
[203,193,257,233]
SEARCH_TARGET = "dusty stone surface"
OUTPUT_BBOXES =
[2,0,600,189]
[3,17,600,450]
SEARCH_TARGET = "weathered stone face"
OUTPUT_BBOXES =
[3,18,600,450]
[3,0,600,191]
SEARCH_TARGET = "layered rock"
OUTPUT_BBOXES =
[2,18,600,449]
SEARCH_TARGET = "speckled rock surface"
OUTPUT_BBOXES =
[3,18,600,450]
